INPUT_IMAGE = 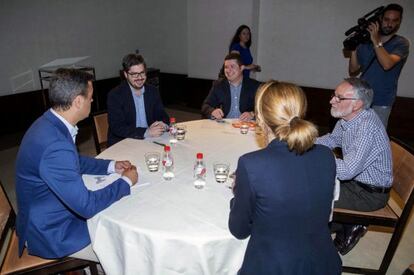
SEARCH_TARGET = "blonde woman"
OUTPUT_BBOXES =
[228,81,341,275]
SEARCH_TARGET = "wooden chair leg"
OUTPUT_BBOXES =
[89,262,99,275]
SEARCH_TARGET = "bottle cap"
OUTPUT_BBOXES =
[170,117,176,123]
[196,153,203,159]
[164,145,171,151]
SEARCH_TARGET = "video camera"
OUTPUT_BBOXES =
[343,6,385,51]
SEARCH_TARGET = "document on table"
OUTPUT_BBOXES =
[83,174,120,191]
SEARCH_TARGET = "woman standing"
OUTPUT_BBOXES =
[229,25,261,78]
[228,81,341,275]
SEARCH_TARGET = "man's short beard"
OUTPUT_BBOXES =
[380,25,399,36]
[330,105,353,119]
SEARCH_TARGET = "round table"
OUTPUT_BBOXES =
[85,119,265,275]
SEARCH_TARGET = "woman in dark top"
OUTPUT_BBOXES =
[229,25,261,78]
[228,81,341,275]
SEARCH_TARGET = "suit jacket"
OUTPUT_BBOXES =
[107,82,170,146]
[201,77,260,118]
[229,139,342,275]
[15,110,131,259]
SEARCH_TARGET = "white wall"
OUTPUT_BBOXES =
[187,0,257,79]
[256,0,413,97]
[0,0,187,96]
[0,0,413,98]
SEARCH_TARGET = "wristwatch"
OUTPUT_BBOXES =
[375,42,383,48]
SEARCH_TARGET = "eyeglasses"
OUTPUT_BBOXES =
[126,71,146,78]
[331,93,358,102]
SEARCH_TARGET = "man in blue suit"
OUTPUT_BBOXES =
[107,54,170,146]
[201,53,260,120]
[15,68,138,261]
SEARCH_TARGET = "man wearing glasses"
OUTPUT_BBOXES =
[316,78,392,255]
[107,54,170,146]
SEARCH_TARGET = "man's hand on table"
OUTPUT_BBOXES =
[211,108,224,120]
[122,165,138,186]
[239,112,254,121]
[115,160,132,174]
[148,121,166,137]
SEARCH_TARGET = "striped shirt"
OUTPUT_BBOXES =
[316,109,393,187]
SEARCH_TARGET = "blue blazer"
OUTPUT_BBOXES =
[201,77,260,118]
[229,140,342,275]
[107,82,170,146]
[15,110,131,259]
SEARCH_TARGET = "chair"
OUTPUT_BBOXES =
[92,111,108,154]
[0,181,98,275]
[333,137,414,275]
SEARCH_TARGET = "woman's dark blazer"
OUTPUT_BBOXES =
[229,139,342,275]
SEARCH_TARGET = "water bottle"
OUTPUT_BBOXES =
[193,153,206,189]
[169,117,177,143]
[162,145,174,180]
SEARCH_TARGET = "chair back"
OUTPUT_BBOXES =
[0,181,99,274]
[92,112,108,154]
[390,138,414,204]
[0,181,15,270]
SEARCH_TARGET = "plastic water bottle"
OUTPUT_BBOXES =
[193,153,206,189]
[169,117,177,143]
[162,145,174,180]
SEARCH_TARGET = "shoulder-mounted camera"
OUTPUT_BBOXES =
[343,6,385,51]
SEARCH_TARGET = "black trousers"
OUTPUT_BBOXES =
[332,180,389,238]
[334,180,389,211]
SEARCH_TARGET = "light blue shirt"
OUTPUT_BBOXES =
[129,84,148,128]
[227,81,242,119]
[316,109,393,187]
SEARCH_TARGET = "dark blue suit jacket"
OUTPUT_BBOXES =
[15,110,131,258]
[201,77,260,118]
[107,82,170,146]
[229,140,342,275]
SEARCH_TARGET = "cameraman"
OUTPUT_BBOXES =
[348,3,409,128]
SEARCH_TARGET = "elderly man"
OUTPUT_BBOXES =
[107,53,170,146]
[317,78,392,255]
[201,52,260,120]
[16,68,138,261]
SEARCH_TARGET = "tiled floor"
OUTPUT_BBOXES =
[1,107,412,274]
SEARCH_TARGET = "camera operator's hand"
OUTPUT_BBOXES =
[368,21,381,46]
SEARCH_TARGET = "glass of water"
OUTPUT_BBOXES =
[145,152,160,172]
[240,123,249,134]
[176,124,187,140]
[213,162,230,183]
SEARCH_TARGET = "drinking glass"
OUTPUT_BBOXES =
[176,124,187,140]
[240,123,249,134]
[145,152,160,172]
[213,162,230,183]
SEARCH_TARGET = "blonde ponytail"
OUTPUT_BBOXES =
[255,81,318,154]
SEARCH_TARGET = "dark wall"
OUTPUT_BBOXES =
[1,73,413,145]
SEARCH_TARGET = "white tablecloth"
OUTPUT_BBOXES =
[85,119,265,275]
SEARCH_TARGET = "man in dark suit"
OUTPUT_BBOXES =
[15,68,138,261]
[201,53,260,120]
[107,54,170,146]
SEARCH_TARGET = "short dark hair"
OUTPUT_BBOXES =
[224,52,243,66]
[383,3,403,19]
[122,53,147,72]
[49,68,93,111]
